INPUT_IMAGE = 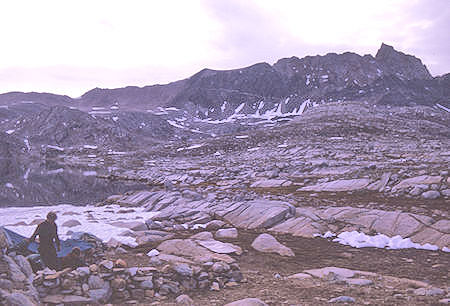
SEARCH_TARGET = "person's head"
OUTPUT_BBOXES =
[46,211,57,223]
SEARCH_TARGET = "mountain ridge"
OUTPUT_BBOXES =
[0,43,448,120]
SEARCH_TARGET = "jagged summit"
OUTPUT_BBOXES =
[375,43,432,80]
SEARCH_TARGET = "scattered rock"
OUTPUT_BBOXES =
[328,296,355,303]
[225,297,268,306]
[251,234,295,257]
[215,228,238,239]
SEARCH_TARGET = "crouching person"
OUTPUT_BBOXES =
[60,247,84,269]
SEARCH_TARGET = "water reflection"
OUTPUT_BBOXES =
[0,159,147,207]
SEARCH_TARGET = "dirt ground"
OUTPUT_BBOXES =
[109,230,449,306]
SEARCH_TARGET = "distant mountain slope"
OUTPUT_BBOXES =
[0,43,448,120]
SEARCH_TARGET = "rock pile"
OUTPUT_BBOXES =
[31,257,243,304]
[0,252,39,306]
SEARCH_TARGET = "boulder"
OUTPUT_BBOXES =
[421,190,441,199]
[250,179,292,188]
[215,228,238,239]
[251,234,294,257]
[176,294,195,306]
[4,292,36,306]
[299,178,371,192]
[391,175,442,192]
[221,200,295,229]
[157,239,234,263]
[225,298,268,306]
[197,239,242,255]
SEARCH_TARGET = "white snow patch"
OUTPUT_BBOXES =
[147,249,160,257]
[82,171,97,176]
[0,204,159,247]
[5,129,15,135]
[110,106,119,110]
[333,231,441,251]
[235,135,249,139]
[5,183,14,189]
[112,116,119,122]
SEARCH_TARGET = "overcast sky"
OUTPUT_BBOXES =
[0,0,448,97]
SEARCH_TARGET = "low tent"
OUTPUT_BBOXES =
[0,226,94,257]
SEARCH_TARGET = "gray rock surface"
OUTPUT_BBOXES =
[251,233,295,257]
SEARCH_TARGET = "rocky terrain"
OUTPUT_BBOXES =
[0,44,449,305]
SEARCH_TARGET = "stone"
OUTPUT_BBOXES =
[345,278,373,286]
[224,298,268,306]
[205,220,226,230]
[215,228,238,239]
[157,239,234,263]
[174,263,193,277]
[62,219,82,227]
[414,287,445,296]
[191,232,214,240]
[100,260,114,270]
[135,230,175,245]
[421,190,441,199]
[221,200,295,229]
[250,179,292,188]
[176,294,195,306]
[441,189,450,197]
[211,262,230,273]
[392,175,442,192]
[147,249,160,257]
[4,292,35,306]
[303,267,357,279]
[197,239,242,255]
[328,296,355,303]
[210,282,220,291]
[89,281,112,304]
[299,178,371,192]
[88,274,105,289]
[4,255,26,283]
[115,259,127,268]
[0,279,13,290]
[140,279,154,289]
[251,234,295,257]
[287,273,313,280]
[111,277,127,290]
[76,266,90,277]
[14,255,33,278]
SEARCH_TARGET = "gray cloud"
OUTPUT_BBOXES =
[203,0,449,75]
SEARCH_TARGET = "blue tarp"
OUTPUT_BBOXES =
[1,226,94,257]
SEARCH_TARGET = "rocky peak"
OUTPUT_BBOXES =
[375,43,432,80]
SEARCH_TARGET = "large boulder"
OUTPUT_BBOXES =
[157,239,235,263]
[251,234,294,257]
[299,178,371,192]
[220,200,295,229]
[391,175,442,192]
